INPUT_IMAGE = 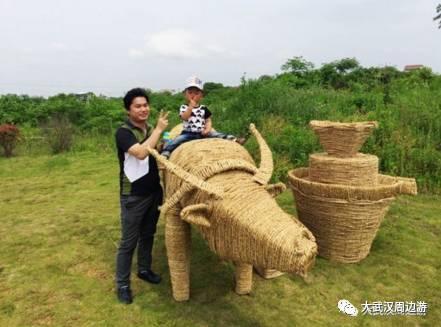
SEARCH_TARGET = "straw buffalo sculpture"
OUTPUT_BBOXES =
[146,124,318,301]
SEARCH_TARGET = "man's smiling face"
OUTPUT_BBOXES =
[128,96,150,124]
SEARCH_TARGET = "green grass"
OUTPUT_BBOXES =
[0,152,440,326]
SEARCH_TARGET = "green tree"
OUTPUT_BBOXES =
[203,82,225,95]
[319,58,361,89]
[281,56,314,76]
[434,4,441,28]
[333,58,360,74]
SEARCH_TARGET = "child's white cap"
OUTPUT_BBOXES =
[184,76,203,91]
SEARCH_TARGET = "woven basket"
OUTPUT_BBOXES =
[309,153,379,186]
[288,168,413,263]
[377,175,418,196]
[309,121,378,158]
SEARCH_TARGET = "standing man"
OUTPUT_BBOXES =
[115,88,168,304]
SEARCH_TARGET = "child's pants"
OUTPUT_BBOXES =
[162,130,236,155]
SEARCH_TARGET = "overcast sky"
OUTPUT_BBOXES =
[1,0,440,96]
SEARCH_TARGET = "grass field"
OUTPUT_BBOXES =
[0,151,440,326]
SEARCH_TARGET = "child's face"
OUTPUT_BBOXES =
[185,87,203,104]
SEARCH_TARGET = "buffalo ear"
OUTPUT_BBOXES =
[265,182,286,197]
[180,204,211,227]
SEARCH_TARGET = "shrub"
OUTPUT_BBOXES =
[0,124,20,157]
[42,114,74,154]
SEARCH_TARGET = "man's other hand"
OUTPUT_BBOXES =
[157,110,169,131]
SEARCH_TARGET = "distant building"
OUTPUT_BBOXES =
[74,92,94,102]
[404,64,424,72]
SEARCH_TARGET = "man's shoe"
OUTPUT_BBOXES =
[137,270,162,284]
[117,286,133,304]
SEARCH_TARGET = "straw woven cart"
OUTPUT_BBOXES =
[146,124,317,301]
[288,121,417,263]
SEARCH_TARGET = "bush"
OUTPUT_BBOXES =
[42,114,74,154]
[0,124,20,157]
[1,57,440,192]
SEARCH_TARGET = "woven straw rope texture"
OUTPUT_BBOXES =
[166,139,317,273]
[309,120,378,157]
[288,168,414,263]
[309,153,379,186]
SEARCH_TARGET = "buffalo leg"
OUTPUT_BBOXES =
[165,206,191,301]
[234,262,253,295]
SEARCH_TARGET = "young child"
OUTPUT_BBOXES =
[161,76,246,158]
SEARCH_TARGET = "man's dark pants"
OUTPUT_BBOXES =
[116,189,162,288]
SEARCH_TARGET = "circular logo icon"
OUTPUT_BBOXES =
[338,299,359,316]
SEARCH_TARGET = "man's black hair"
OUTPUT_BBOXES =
[123,88,150,111]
